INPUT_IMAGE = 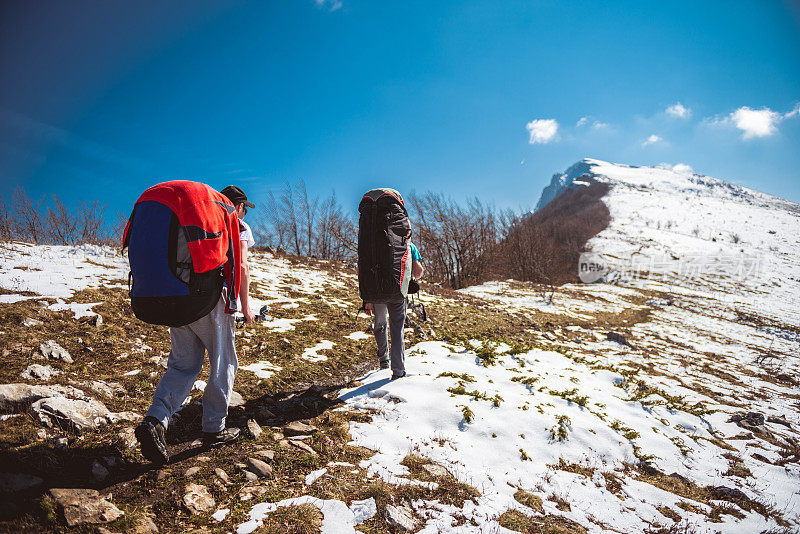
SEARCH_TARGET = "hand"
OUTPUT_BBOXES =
[364,302,373,316]
[242,306,255,324]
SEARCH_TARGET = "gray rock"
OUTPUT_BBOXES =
[185,467,202,478]
[767,415,791,427]
[214,468,230,485]
[73,380,126,399]
[386,504,415,531]
[229,390,245,407]
[92,460,109,482]
[48,488,124,527]
[255,449,275,462]
[32,396,111,432]
[21,364,60,381]
[244,471,258,483]
[118,428,137,449]
[289,440,317,456]
[182,483,215,514]
[422,464,450,478]
[0,472,44,493]
[38,340,73,363]
[246,419,262,439]
[245,457,273,478]
[23,317,43,327]
[283,421,317,437]
[0,383,87,413]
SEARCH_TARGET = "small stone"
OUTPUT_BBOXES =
[156,470,169,481]
[245,458,273,478]
[246,419,262,439]
[23,318,43,327]
[349,380,364,387]
[422,464,450,478]
[229,391,245,407]
[195,456,211,463]
[278,440,290,449]
[54,436,69,449]
[244,471,258,483]
[48,488,123,527]
[94,315,103,328]
[117,428,137,449]
[289,440,317,456]
[258,406,276,421]
[214,468,230,485]
[271,432,284,441]
[183,484,215,514]
[238,485,269,501]
[92,460,110,482]
[38,340,73,363]
[21,364,61,381]
[283,421,317,437]
[255,449,275,462]
[184,466,201,478]
[386,504,415,531]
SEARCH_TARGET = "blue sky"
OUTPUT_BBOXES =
[1,0,799,221]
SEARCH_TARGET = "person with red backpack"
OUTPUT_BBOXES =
[123,181,255,464]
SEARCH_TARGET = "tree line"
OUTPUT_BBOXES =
[2,180,611,290]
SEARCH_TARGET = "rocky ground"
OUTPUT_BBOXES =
[0,242,798,533]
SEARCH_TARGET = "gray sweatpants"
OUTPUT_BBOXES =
[373,300,406,375]
[146,296,237,433]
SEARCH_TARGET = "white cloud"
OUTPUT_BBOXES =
[526,119,559,144]
[666,103,691,119]
[315,0,342,11]
[576,117,588,127]
[730,106,781,139]
[641,134,662,147]
[591,121,609,130]
[785,103,800,119]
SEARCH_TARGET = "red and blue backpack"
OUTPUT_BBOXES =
[122,180,241,327]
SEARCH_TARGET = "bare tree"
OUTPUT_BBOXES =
[0,194,13,241]
[295,179,318,256]
[11,186,45,244]
[75,200,106,245]
[46,195,78,245]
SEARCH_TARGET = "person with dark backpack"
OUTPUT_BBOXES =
[122,180,255,464]
[357,188,424,379]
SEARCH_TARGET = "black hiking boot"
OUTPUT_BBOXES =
[391,371,406,380]
[135,416,169,464]
[202,427,240,448]
[379,360,390,370]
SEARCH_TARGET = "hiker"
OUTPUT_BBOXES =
[357,188,423,379]
[124,181,255,464]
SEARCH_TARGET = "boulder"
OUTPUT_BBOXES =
[0,383,87,413]
[386,504,415,531]
[48,488,124,527]
[38,340,73,363]
[183,484,215,514]
[20,364,60,381]
[73,380,127,399]
[245,458,272,478]
[32,396,111,432]
[0,472,44,494]
[283,421,317,437]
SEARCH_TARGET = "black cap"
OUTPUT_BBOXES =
[220,185,255,209]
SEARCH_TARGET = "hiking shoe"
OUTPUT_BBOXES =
[135,416,169,464]
[379,360,390,370]
[202,427,240,448]
[391,371,406,380]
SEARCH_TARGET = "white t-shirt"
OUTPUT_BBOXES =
[239,220,255,249]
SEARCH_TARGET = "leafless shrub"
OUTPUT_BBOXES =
[408,192,498,289]
[45,195,78,245]
[11,186,46,244]
[255,179,355,262]
[0,194,13,241]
